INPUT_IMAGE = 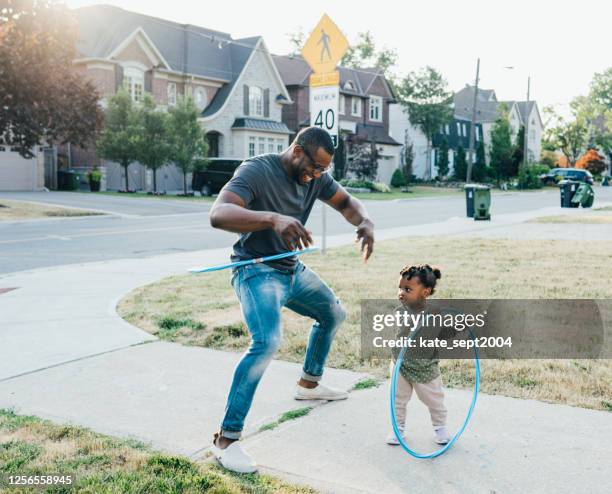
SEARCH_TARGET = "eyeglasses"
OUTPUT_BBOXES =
[298,144,332,175]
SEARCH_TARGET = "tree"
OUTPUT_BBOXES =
[436,138,449,179]
[134,94,171,193]
[511,126,525,173]
[96,90,140,192]
[332,136,347,180]
[167,96,209,194]
[576,149,606,175]
[340,31,398,77]
[453,146,467,181]
[347,136,379,181]
[402,140,414,183]
[472,140,487,182]
[396,67,453,180]
[286,28,305,56]
[390,168,407,187]
[489,104,514,180]
[0,0,103,158]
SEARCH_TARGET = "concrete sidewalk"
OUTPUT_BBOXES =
[1,204,611,493]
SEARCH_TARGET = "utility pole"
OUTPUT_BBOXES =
[466,58,480,183]
[522,76,530,169]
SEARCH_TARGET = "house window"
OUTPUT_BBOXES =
[369,95,382,122]
[258,137,265,154]
[194,87,207,110]
[249,86,263,116]
[475,126,480,141]
[351,97,361,117]
[268,138,275,153]
[462,123,467,137]
[339,94,345,115]
[445,124,450,135]
[277,139,284,152]
[167,83,177,106]
[248,137,255,157]
[123,67,144,102]
[456,122,461,135]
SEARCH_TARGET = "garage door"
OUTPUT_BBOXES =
[0,146,37,191]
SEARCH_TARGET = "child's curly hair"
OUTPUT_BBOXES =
[399,264,442,294]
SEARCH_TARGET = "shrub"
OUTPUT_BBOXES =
[87,167,102,183]
[339,178,375,190]
[518,165,545,189]
[372,182,391,193]
[390,168,407,187]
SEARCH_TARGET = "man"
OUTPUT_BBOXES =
[209,126,374,473]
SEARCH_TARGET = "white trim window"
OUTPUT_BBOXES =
[456,122,461,135]
[167,82,177,106]
[249,86,263,116]
[248,137,256,157]
[339,94,345,115]
[462,123,467,137]
[475,126,480,141]
[277,139,284,152]
[267,137,275,153]
[445,124,450,135]
[351,97,361,117]
[369,95,382,122]
[123,66,144,102]
[194,87,207,110]
[258,137,265,154]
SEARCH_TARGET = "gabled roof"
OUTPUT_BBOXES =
[272,55,392,98]
[72,5,291,120]
[73,5,234,81]
[231,118,292,134]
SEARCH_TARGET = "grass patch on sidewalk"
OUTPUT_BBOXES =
[259,407,313,432]
[94,191,215,202]
[0,199,103,221]
[0,409,316,493]
[118,237,612,412]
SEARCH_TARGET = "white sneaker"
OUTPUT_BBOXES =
[294,382,349,401]
[211,436,257,474]
[386,429,404,445]
[434,426,451,445]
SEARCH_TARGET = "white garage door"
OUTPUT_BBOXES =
[0,146,37,191]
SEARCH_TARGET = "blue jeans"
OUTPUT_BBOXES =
[220,260,346,439]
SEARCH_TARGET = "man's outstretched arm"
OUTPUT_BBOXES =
[210,190,313,250]
[323,186,375,261]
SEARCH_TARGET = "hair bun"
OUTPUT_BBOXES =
[432,267,442,279]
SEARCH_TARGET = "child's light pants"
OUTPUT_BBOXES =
[390,362,447,429]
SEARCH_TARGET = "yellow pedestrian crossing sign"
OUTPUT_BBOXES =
[301,14,349,74]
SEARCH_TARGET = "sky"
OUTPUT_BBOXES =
[64,0,610,117]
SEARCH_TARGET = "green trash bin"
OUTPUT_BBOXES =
[57,170,80,191]
[559,180,580,208]
[571,182,594,208]
[465,184,491,220]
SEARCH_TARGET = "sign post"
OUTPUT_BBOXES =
[301,14,349,254]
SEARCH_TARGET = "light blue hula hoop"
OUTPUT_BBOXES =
[390,327,480,459]
[189,247,319,273]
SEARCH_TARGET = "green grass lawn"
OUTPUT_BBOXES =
[118,236,612,412]
[0,409,315,494]
[352,186,463,201]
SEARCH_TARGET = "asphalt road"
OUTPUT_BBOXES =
[2,187,611,275]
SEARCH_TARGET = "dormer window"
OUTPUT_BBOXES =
[344,80,356,91]
[369,95,382,122]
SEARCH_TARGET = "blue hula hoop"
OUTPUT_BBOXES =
[390,327,480,459]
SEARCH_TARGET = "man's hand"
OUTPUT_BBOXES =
[355,218,374,262]
[272,214,313,250]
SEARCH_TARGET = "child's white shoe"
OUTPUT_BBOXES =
[386,429,404,445]
[434,426,451,445]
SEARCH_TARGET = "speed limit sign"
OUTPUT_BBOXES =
[309,84,339,148]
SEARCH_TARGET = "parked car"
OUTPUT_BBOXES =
[540,167,594,185]
[192,159,242,196]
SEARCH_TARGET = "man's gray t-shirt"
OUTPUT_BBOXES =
[222,153,339,271]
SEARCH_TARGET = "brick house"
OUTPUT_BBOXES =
[272,55,401,185]
[69,4,292,191]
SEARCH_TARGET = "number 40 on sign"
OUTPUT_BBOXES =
[309,84,339,148]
